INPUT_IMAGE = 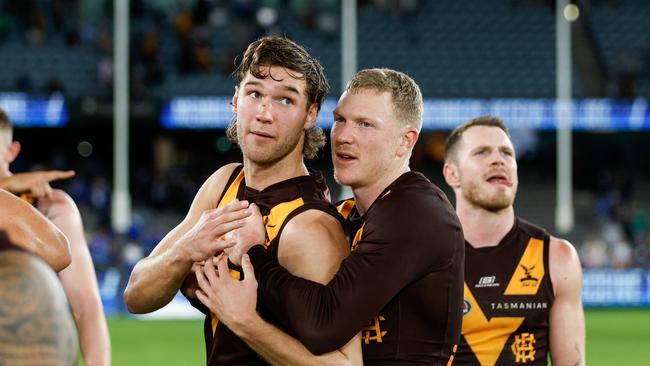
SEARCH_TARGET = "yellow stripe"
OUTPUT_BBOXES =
[351,223,364,251]
[336,199,355,219]
[446,344,458,366]
[462,283,524,366]
[504,238,545,295]
[217,169,245,208]
[264,198,304,245]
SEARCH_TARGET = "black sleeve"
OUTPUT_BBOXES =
[249,187,464,354]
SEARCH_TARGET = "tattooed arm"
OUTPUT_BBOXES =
[0,247,78,365]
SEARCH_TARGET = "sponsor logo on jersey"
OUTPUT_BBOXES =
[475,275,500,288]
[490,302,548,310]
[463,300,471,316]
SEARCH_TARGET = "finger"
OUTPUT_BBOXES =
[241,254,257,285]
[225,199,249,210]
[43,183,53,197]
[195,262,211,291]
[208,237,235,257]
[203,255,220,286]
[191,262,202,273]
[206,200,249,218]
[207,218,248,240]
[216,256,230,283]
[249,203,262,217]
[195,289,209,306]
[209,207,253,224]
[44,170,75,182]
[31,184,45,198]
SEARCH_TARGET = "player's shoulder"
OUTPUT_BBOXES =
[37,189,78,214]
[548,236,582,296]
[200,163,241,195]
[375,172,456,223]
[549,236,580,266]
[287,208,343,234]
[280,208,348,260]
[206,163,241,185]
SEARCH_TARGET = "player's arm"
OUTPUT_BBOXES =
[196,211,363,365]
[123,164,251,313]
[549,237,586,366]
[0,250,78,365]
[0,188,71,271]
[36,189,111,366]
[251,191,462,354]
[238,210,361,365]
[198,209,363,364]
[0,170,75,198]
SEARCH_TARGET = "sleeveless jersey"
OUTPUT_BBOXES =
[188,165,344,365]
[455,217,555,366]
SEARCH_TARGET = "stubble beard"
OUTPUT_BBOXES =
[463,180,517,213]
[240,126,304,167]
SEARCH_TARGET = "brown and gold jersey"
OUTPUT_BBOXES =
[248,171,465,365]
[455,218,554,366]
[186,165,343,366]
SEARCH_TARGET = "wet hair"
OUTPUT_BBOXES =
[226,36,329,159]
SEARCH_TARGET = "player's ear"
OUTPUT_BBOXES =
[6,141,21,163]
[304,103,318,130]
[396,127,418,157]
[443,161,461,188]
[231,86,239,114]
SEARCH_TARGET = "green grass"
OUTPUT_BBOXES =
[108,317,204,365]
[585,309,650,366]
[101,309,650,365]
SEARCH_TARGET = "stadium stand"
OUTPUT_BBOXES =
[1,0,650,312]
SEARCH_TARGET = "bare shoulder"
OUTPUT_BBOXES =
[549,236,582,295]
[206,163,240,188]
[278,209,349,283]
[549,237,581,267]
[189,163,240,211]
[36,189,79,216]
[283,209,346,247]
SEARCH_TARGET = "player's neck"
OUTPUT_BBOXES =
[0,168,11,179]
[457,200,515,248]
[243,155,308,191]
[353,165,410,215]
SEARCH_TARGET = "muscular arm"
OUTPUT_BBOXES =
[38,190,111,366]
[242,210,361,365]
[197,210,362,365]
[124,164,250,314]
[0,250,78,365]
[549,237,586,366]
[250,189,464,354]
[0,188,71,271]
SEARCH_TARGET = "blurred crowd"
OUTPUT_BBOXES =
[2,0,650,291]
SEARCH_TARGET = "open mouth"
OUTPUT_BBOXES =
[486,174,512,186]
[335,152,357,162]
